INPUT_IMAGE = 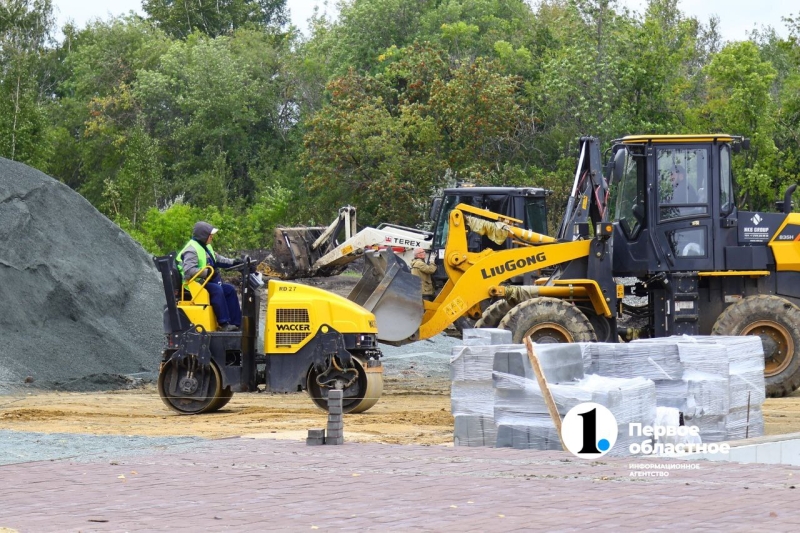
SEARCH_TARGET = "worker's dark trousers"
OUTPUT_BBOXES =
[206,282,242,327]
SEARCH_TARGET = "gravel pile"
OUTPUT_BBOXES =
[0,158,164,393]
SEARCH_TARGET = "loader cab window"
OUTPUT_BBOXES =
[433,194,463,249]
[524,197,548,235]
[658,148,708,220]
[720,145,733,215]
[610,147,644,238]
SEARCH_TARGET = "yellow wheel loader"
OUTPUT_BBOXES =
[352,134,800,398]
[153,255,383,414]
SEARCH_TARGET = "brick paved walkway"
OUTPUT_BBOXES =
[2,437,800,531]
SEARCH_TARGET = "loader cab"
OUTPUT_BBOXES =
[610,135,744,277]
[429,186,551,287]
[431,187,550,253]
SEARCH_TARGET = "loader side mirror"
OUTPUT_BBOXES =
[430,197,442,221]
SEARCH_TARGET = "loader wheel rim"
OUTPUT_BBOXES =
[742,320,793,377]
[523,322,573,344]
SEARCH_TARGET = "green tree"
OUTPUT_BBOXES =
[143,0,287,39]
[702,41,778,210]
[0,0,54,165]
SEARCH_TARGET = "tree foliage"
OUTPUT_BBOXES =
[143,0,287,39]
[4,0,800,254]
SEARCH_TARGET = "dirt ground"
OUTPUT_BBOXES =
[2,377,800,444]
[0,376,454,445]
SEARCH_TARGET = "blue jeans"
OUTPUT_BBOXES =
[205,281,242,327]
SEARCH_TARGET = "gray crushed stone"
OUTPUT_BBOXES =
[380,334,461,379]
[0,430,204,465]
[0,158,165,394]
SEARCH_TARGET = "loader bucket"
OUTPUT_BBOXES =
[348,250,424,344]
[263,227,345,279]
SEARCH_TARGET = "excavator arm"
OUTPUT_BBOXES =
[263,206,433,279]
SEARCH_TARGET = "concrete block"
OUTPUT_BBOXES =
[327,414,342,423]
[780,440,800,466]
[462,328,512,346]
[453,414,496,447]
[306,438,325,446]
[728,445,757,464]
[326,428,343,438]
[307,428,325,439]
[328,405,343,414]
[328,390,344,399]
[326,436,344,445]
[327,420,344,431]
[754,442,783,465]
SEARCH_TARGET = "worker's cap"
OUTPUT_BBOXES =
[414,247,426,256]
[192,221,219,241]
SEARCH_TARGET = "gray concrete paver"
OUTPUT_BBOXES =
[2,438,800,531]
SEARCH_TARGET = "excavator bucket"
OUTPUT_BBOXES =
[262,227,345,279]
[348,250,424,344]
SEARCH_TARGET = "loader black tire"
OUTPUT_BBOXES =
[498,297,597,345]
[577,304,615,343]
[712,295,800,398]
[475,300,513,329]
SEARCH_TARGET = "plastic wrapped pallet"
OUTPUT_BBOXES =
[462,328,513,346]
[495,417,562,451]
[592,342,683,381]
[630,338,730,440]
[451,344,519,447]
[636,335,766,440]
[725,406,765,440]
[654,407,703,445]
[493,372,656,455]
[687,414,727,443]
[581,374,658,456]
[492,343,586,383]
[493,372,589,451]
[685,335,766,437]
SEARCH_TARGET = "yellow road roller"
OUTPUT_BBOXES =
[153,255,383,414]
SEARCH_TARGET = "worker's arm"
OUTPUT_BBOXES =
[215,252,244,269]
[419,262,437,274]
[181,248,202,281]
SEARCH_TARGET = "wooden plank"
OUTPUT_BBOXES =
[524,337,566,450]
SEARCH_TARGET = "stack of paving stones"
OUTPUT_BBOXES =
[492,346,656,454]
[630,336,765,441]
[306,428,326,446]
[451,331,766,452]
[693,336,766,439]
[451,329,512,447]
[306,390,345,446]
[326,390,345,445]
[621,338,728,442]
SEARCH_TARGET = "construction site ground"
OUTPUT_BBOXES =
[3,270,800,445]
[2,376,800,446]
